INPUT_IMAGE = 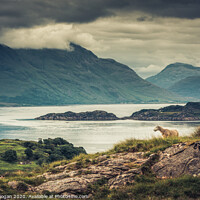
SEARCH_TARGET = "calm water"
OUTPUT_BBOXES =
[0,104,199,153]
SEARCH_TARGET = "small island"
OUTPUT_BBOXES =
[35,110,119,121]
[127,102,200,121]
[35,102,200,121]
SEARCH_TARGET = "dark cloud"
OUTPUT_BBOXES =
[0,0,200,29]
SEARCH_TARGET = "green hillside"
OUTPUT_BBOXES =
[146,63,200,89]
[0,44,181,106]
[169,76,200,100]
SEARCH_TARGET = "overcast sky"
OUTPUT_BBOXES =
[0,0,200,78]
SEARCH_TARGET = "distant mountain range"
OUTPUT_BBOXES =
[146,63,200,100]
[169,76,200,100]
[0,43,181,106]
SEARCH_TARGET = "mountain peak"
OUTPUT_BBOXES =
[0,44,12,50]
[164,62,198,71]
[0,44,8,47]
[146,62,200,90]
[69,43,98,58]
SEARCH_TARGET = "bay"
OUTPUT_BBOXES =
[0,104,199,153]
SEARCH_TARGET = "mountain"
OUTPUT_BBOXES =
[0,44,181,106]
[168,76,200,100]
[146,63,200,89]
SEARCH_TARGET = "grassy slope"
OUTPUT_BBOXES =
[146,62,200,89]
[0,139,38,174]
[0,44,181,106]
[169,76,200,99]
[0,128,200,199]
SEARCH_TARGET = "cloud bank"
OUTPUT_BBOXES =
[0,24,106,51]
[0,0,200,77]
[1,0,200,30]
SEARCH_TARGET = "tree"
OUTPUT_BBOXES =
[52,137,69,146]
[23,141,36,149]
[33,151,43,160]
[2,150,17,162]
[47,154,64,162]
[38,138,43,144]
[59,144,86,159]
[43,138,53,145]
[25,148,33,159]
[37,158,45,166]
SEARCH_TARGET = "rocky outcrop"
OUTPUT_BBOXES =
[35,110,119,121]
[34,152,149,195]
[6,141,200,196]
[152,141,200,178]
[36,102,200,121]
[8,181,34,192]
[34,142,200,195]
[128,102,200,121]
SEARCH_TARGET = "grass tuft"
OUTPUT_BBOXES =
[191,126,200,138]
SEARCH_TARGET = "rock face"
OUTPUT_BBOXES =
[128,102,200,121]
[152,142,200,178]
[35,110,119,121]
[34,152,149,194]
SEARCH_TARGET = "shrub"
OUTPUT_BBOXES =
[52,137,69,146]
[16,182,28,192]
[23,141,36,149]
[37,158,45,166]
[38,138,43,144]
[47,154,64,163]
[33,151,43,160]
[20,176,46,186]
[44,144,55,151]
[2,150,17,162]
[59,145,86,160]
[43,138,53,145]
[24,148,33,159]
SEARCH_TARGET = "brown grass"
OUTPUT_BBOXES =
[192,126,200,138]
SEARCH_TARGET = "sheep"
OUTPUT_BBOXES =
[154,125,179,138]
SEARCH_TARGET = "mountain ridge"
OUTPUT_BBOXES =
[169,75,200,99]
[0,43,182,106]
[146,62,200,89]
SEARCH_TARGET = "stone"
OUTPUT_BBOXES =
[152,142,200,178]
[34,152,149,194]
[108,168,141,189]
[8,181,19,189]
[8,181,33,192]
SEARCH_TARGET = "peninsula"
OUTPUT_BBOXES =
[127,102,200,121]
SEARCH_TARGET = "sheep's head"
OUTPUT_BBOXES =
[154,126,160,132]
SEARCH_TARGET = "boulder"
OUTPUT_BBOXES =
[152,142,200,178]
